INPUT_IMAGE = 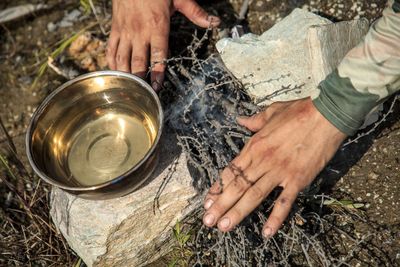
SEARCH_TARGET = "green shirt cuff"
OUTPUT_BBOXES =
[313,90,361,136]
[312,69,380,136]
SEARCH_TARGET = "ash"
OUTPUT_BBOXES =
[158,33,363,266]
[164,54,257,191]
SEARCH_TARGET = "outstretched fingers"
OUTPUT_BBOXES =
[203,171,252,227]
[262,185,299,238]
[204,153,252,209]
[203,157,273,229]
[216,174,277,232]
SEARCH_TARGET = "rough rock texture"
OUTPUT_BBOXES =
[50,130,200,267]
[308,19,369,85]
[216,8,369,106]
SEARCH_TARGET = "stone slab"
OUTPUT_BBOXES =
[216,8,369,106]
[50,130,200,267]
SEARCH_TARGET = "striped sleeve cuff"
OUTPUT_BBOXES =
[312,69,379,136]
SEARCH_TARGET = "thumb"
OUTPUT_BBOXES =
[174,0,221,28]
[237,112,268,132]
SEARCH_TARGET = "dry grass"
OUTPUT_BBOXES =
[0,117,76,266]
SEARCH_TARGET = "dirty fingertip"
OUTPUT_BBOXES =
[151,71,165,92]
[218,217,231,231]
[203,213,215,226]
[152,81,161,92]
[262,226,274,239]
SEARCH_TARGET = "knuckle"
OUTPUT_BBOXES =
[262,146,277,160]
[221,168,234,183]
[275,196,293,209]
[116,53,127,64]
[209,201,225,216]
[248,185,265,202]
[208,182,222,195]
[149,12,168,28]
[121,31,133,41]
[110,22,120,33]
[231,177,248,195]
[279,158,290,168]
[247,135,262,150]
[230,157,244,169]
[131,56,146,68]
[132,56,146,63]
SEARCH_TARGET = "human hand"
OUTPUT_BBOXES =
[202,98,347,238]
[107,0,221,91]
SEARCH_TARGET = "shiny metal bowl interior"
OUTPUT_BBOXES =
[26,71,163,197]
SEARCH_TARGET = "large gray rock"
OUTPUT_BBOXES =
[216,8,369,106]
[50,130,200,267]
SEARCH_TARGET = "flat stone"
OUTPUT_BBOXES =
[50,129,200,267]
[216,8,369,106]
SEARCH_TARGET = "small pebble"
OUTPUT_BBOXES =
[47,22,57,32]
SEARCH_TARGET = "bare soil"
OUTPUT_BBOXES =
[0,0,399,266]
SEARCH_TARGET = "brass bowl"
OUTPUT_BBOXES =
[26,71,163,199]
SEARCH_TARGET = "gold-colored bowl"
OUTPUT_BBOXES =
[26,71,163,199]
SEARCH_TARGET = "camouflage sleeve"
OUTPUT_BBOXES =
[312,0,400,136]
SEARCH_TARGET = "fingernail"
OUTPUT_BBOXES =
[218,217,230,230]
[203,213,215,226]
[204,199,214,210]
[263,227,273,239]
[152,81,161,92]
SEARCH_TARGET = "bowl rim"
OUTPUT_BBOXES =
[26,70,164,191]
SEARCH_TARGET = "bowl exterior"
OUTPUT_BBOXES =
[26,71,163,199]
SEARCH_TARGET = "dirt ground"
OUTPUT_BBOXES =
[0,0,399,266]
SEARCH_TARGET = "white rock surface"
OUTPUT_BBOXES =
[50,130,200,267]
[216,8,369,106]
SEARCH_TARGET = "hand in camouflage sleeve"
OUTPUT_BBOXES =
[203,0,400,238]
[313,0,400,135]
